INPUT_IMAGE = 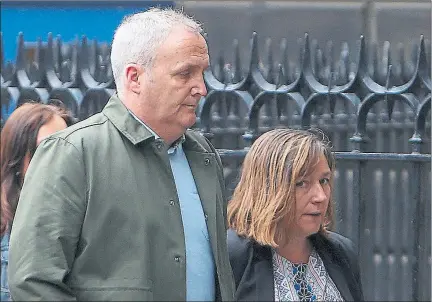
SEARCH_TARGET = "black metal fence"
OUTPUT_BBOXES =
[1,32,431,301]
[1,32,430,153]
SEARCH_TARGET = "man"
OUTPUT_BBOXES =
[8,8,235,301]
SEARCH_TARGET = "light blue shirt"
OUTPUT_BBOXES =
[129,111,215,301]
[1,232,11,301]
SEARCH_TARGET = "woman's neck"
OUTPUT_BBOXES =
[276,236,312,264]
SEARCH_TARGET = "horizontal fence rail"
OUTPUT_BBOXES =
[1,32,430,153]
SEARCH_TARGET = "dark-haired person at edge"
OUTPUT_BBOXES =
[1,102,75,301]
[228,128,364,301]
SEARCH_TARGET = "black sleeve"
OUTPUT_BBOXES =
[227,229,251,289]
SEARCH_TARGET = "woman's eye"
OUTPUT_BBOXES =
[320,178,330,185]
[296,180,306,187]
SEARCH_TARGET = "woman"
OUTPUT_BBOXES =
[227,128,364,301]
[1,102,75,301]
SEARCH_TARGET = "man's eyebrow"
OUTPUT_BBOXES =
[173,60,209,71]
[174,63,196,70]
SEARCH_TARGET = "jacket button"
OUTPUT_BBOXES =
[204,158,210,165]
[174,256,180,262]
[155,139,164,150]
[204,214,208,221]
[169,200,175,206]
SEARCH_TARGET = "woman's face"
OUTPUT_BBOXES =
[21,115,67,177]
[286,154,332,240]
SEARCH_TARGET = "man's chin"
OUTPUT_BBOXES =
[183,117,197,130]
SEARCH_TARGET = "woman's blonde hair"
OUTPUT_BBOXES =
[228,128,335,247]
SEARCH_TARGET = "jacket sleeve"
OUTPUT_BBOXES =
[227,229,251,289]
[8,137,87,301]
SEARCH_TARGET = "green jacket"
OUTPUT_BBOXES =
[8,95,236,301]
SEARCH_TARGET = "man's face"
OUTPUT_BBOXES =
[139,28,209,133]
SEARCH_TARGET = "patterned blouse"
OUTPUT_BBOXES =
[272,248,344,301]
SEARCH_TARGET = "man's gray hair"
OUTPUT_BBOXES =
[110,7,203,94]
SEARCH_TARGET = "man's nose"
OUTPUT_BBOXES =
[192,76,207,97]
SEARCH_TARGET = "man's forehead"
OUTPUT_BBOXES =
[174,55,209,69]
[164,29,207,48]
[160,40,208,60]
[152,29,209,67]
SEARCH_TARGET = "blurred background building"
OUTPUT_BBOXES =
[2,1,431,64]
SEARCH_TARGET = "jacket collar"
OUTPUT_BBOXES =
[183,131,212,153]
[102,94,155,145]
[102,94,211,153]
[127,108,186,152]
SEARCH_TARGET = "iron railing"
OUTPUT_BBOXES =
[1,32,431,301]
[1,32,430,153]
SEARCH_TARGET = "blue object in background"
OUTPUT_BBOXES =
[1,1,174,63]
[0,1,174,120]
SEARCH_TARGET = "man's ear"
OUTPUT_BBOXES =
[125,64,142,94]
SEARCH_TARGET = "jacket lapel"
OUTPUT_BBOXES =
[254,245,275,301]
[184,148,218,261]
[320,253,354,301]
[312,234,355,301]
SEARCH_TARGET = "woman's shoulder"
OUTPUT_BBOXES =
[314,231,359,266]
[227,228,253,256]
[227,229,256,288]
[326,231,356,253]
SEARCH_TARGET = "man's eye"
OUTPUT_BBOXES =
[179,70,191,77]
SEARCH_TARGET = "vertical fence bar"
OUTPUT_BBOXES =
[411,161,420,302]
